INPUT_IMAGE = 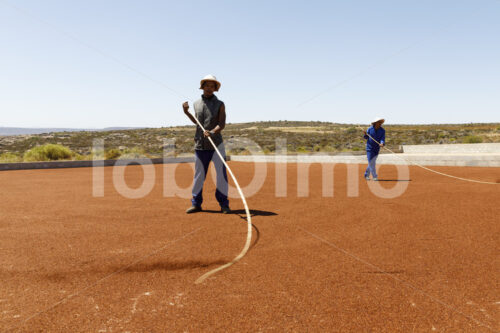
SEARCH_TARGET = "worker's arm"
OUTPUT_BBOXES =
[182,102,198,125]
[379,129,386,147]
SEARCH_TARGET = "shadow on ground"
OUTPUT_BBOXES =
[119,260,228,273]
[375,179,412,182]
[38,260,229,280]
[38,210,275,280]
[363,270,406,275]
[201,209,278,217]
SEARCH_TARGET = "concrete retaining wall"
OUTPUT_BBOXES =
[227,143,500,167]
[402,143,500,154]
[0,157,195,171]
[229,154,500,167]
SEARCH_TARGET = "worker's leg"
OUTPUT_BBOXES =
[211,144,229,208]
[367,150,379,179]
[191,150,215,207]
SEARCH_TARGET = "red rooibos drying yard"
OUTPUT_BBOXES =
[0,162,499,332]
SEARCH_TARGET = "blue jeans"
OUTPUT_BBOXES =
[191,146,229,208]
[364,150,379,178]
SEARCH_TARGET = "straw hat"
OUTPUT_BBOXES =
[371,117,385,125]
[200,75,221,91]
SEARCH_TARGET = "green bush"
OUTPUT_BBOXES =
[238,149,251,156]
[462,135,483,144]
[346,127,358,134]
[105,149,121,160]
[23,144,73,162]
[119,147,147,159]
[88,150,104,160]
[0,152,22,163]
[74,154,91,161]
[320,145,336,152]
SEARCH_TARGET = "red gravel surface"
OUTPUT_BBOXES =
[0,162,499,332]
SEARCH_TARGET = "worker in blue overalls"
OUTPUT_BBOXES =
[363,117,386,181]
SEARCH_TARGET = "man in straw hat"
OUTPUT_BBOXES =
[363,117,386,181]
[182,75,230,214]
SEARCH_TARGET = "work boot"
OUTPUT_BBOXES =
[186,206,202,214]
[221,206,231,214]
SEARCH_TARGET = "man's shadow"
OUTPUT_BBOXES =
[375,179,412,182]
[41,209,276,277]
[202,209,277,217]
[116,209,275,273]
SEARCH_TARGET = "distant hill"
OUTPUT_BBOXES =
[0,127,144,136]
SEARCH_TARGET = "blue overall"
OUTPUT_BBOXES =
[364,126,385,179]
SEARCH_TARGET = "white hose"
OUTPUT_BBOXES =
[359,126,500,185]
[186,110,253,284]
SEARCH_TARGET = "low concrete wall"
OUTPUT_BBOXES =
[228,154,500,167]
[228,143,500,167]
[2,148,500,171]
[0,156,195,171]
[402,143,500,154]
[378,154,500,167]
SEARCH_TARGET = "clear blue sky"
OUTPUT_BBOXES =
[1,0,499,128]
